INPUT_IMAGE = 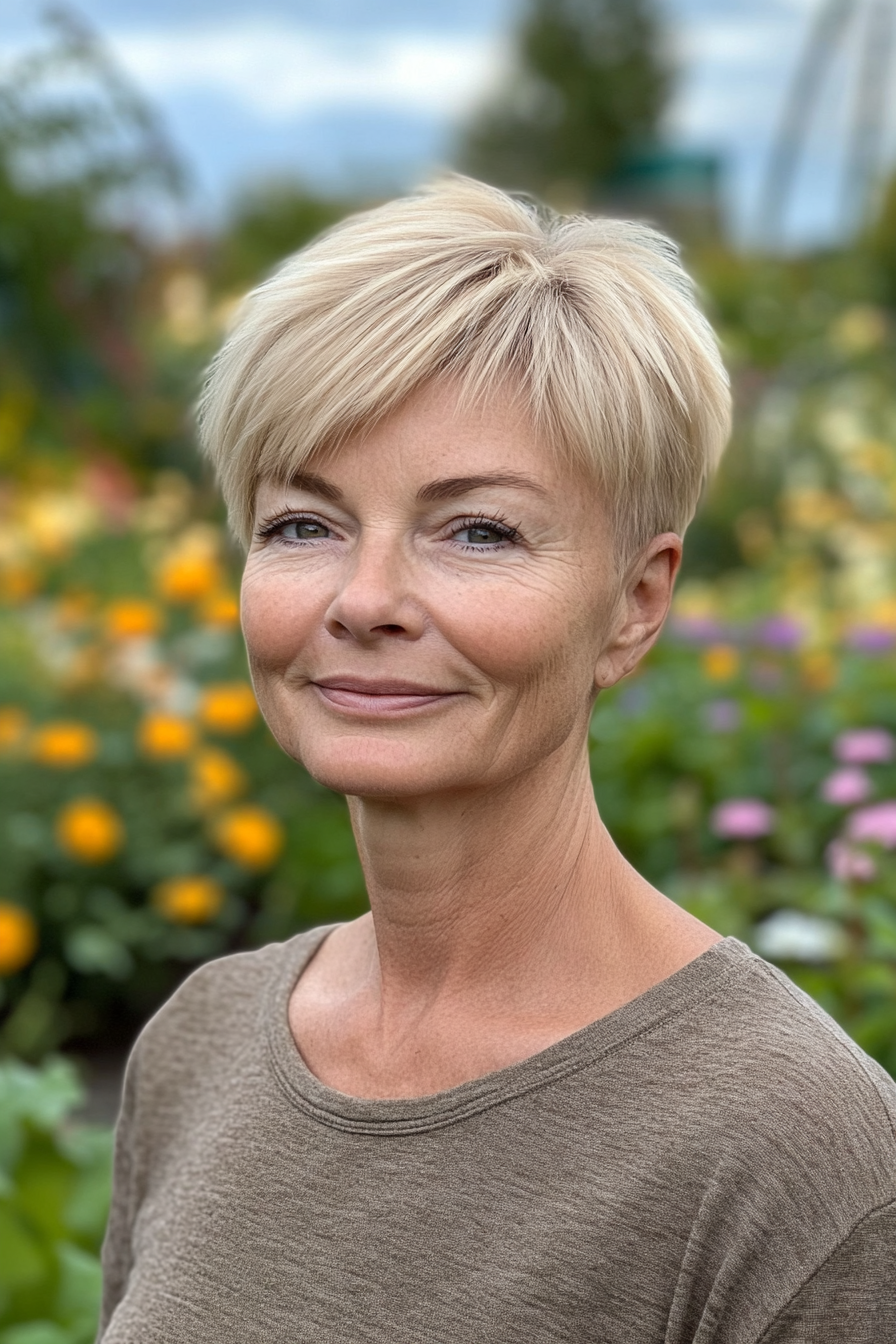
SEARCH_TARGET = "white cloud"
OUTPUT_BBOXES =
[104,22,507,121]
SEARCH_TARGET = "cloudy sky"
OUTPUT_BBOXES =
[0,0,888,248]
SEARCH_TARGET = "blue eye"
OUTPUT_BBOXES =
[456,524,507,546]
[452,517,519,548]
[281,519,330,540]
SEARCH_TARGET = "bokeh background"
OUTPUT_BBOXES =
[4,1,896,1335]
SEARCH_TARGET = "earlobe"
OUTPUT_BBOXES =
[593,534,682,692]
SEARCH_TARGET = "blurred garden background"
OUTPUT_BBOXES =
[5,0,896,1336]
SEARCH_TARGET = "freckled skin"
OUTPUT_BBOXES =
[243,386,633,802]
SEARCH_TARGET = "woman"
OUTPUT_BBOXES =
[98,177,896,1343]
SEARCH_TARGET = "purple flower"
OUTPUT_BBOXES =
[845,625,896,654]
[825,839,877,882]
[847,801,896,848]
[710,798,775,840]
[703,698,741,733]
[820,767,872,807]
[671,615,730,645]
[754,616,804,651]
[834,728,895,765]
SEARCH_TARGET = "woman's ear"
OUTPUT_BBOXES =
[594,533,682,690]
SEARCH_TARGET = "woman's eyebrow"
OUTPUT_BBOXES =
[417,473,548,503]
[287,471,344,502]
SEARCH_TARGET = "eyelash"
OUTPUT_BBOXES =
[451,515,521,549]
[254,511,522,548]
[255,511,329,544]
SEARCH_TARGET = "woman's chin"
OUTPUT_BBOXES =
[295,738,465,800]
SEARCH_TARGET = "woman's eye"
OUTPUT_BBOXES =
[281,519,330,541]
[454,524,511,546]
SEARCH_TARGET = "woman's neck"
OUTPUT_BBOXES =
[345,743,703,1022]
[290,742,720,1098]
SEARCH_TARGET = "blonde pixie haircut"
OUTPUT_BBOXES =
[198,175,731,554]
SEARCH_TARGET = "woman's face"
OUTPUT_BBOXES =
[241,381,677,799]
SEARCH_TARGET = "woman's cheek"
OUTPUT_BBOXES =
[240,566,319,672]
[438,585,573,683]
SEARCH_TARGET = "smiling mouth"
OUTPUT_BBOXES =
[311,679,460,716]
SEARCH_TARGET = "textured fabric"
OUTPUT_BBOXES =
[97,930,896,1343]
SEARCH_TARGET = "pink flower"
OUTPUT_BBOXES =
[710,798,775,840]
[825,840,877,883]
[834,728,895,765]
[820,767,872,807]
[847,801,896,848]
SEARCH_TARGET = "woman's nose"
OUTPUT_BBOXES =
[324,532,424,643]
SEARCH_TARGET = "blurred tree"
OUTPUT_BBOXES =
[211,181,349,296]
[456,0,673,202]
[866,170,896,306]
[0,7,184,397]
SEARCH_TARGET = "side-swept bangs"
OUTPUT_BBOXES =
[198,175,731,553]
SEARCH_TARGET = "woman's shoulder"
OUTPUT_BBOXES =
[129,925,333,1084]
[716,946,896,1121]
[669,943,896,1204]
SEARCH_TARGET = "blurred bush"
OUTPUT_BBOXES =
[0,1056,111,1342]
[0,471,365,1060]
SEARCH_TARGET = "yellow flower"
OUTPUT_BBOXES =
[199,591,240,627]
[801,649,837,692]
[32,721,98,768]
[156,551,221,603]
[214,805,283,869]
[190,747,247,809]
[106,598,163,640]
[198,682,258,735]
[152,875,225,924]
[56,797,124,864]
[829,305,887,355]
[701,644,739,682]
[137,712,196,760]
[0,562,39,603]
[0,903,38,975]
[20,491,97,557]
[0,706,28,753]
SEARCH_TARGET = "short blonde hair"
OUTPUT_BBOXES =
[198,175,731,553]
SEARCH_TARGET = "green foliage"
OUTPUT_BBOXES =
[591,630,896,1078]
[0,1057,111,1343]
[0,9,183,396]
[210,181,349,295]
[457,0,672,199]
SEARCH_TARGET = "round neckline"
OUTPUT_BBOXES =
[264,927,756,1135]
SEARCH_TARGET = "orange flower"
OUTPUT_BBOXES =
[1,563,39,603]
[56,797,123,863]
[190,747,247,809]
[198,682,258,735]
[701,644,739,682]
[199,591,240,627]
[156,552,221,603]
[56,591,95,628]
[152,875,225,924]
[32,721,98,768]
[106,598,163,640]
[214,805,283,869]
[137,712,196,760]
[0,706,28,753]
[0,903,38,975]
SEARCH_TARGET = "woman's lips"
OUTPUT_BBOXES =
[312,680,459,716]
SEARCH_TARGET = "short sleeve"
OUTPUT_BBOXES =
[759,1200,896,1343]
[95,1043,141,1341]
